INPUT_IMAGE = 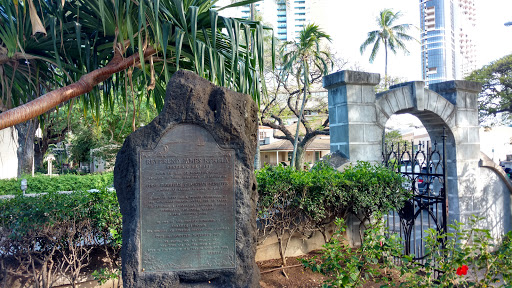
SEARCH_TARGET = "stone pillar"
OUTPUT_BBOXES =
[429,81,482,224]
[323,70,382,163]
[323,70,381,247]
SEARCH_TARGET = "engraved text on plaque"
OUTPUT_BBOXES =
[139,124,235,272]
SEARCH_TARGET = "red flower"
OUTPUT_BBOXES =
[456,265,469,276]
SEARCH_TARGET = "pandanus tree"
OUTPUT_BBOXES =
[360,9,415,88]
[0,0,274,130]
[281,23,332,170]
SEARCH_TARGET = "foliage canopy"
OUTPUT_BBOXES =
[466,54,512,124]
[360,9,415,85]
[0,0,273,129]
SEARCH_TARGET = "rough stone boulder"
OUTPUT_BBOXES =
[114,70,259,287]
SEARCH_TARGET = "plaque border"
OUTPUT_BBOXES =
[138,124,236,273]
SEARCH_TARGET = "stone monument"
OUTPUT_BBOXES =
[114,70,259,287]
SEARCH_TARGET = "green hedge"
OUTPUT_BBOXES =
[0,172,114,195]
[0,189,121,286]
[0,162,408,284]
[256,161,409,229]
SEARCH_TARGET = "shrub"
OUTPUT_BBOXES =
[303,215,512,288]
[257,165,311,267]
[341,161,410,226]
[0,189,121,287]
[400,216,512,287]
[0,172,114,195]
[302,215,403,287]
[255,161,408,267]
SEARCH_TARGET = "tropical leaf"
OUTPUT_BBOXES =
[0,0,272,129]
[360,8,416,81]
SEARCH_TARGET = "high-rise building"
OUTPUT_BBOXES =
[458,0,477,78]
[276,0,310,41]
[218,0,316,42]
[239,3,260,20]
[420,0,457,85]
[419,0,477,85]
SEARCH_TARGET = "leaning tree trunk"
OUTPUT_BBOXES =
[15,118,38,177]
[0,47,157,130]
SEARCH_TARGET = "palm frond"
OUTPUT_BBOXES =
[369,39,381,63]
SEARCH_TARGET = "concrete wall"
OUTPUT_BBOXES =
[256,223,336,262]
[476,166,512,242]
[0,127,18,179]
[477,152,512,242]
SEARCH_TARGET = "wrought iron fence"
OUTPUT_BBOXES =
[382,129,448,267]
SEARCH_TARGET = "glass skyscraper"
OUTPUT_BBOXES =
[420,0,477,85]
[420,0,457,86]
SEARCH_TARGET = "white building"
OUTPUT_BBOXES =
[0,127,18,179]
[479,126,512,163]
[218,0,315,42]
[457,0,478,78]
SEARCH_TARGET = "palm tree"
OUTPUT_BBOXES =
[0,0,273,130]
[360,9,415,87]
[282,23,332,169]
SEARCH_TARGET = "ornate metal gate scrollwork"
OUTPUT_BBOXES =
[382,128,448,262]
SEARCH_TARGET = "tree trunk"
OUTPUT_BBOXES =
[254,126,261,170]
[384,40,388,89]
[34,138,46,171]
[15,118,38,177]
[291,59,308,168]
[0,47,157,130]
[294,145,306,170]
[277,236,287,267]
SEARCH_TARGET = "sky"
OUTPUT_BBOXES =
[220,0,512,82]
[312,0,512,82]
[309,0,512,130]
[218,0,512,129]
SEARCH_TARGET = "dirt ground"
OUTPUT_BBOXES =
[258,250,397,288]
[258,251,326,288]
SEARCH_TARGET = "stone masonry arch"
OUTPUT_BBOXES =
[323,70,483,226]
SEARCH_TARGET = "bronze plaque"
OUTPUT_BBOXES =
[139,124,235,272]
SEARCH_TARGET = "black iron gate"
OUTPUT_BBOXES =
[382,129,448,261]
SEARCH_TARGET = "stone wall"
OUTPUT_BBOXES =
[324,70,512,244]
